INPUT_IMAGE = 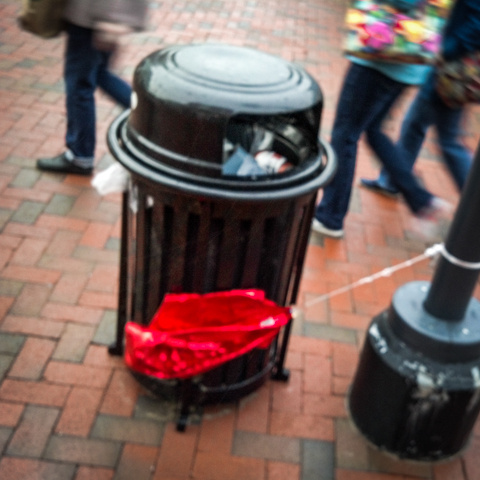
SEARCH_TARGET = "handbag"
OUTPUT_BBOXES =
[435,52,480,108]
[344,0,454,64]
[18,0,67,39]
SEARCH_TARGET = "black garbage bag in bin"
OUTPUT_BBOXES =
[107,44,336,429]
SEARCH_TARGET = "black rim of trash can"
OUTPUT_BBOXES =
[123,120,321,187]
[107,110,337,201]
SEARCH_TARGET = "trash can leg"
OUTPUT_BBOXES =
[109,191,130,356]
[272,197,315,381]
[272,319,292,381]
[176,379,196,432]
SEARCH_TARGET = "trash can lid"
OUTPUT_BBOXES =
[131,43,322,115]
[107,44,337,201]
[126,44,323,172]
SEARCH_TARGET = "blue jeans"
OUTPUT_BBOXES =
[64,22,131,166]
[379,80,472,192]
[315,63,432,230]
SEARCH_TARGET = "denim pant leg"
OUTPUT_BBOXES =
[398,92,433,168]
[367,92,433,213]
[64,23,101,163]
[384,89,472,193]
[316,64,410,229]
[64,23,132,164]
[97,61,131,108]
[433,94,472,190]
[378,90,432,188]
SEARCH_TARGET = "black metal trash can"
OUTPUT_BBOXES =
[107,44,336,428]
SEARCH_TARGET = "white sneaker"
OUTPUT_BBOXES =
[413,197,452,240]
[417,197,453,220]
[311,218,344,238]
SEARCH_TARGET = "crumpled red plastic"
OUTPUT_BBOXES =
[124,289,291,380]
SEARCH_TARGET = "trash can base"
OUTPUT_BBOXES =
[131,345,276,428]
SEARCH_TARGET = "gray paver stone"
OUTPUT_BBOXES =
[0,427,12,453]
[11,201,45,224]
[0,333,25,355]
[302,439,334,480]
[0,280,25,297]
[304,322,358,344]
[0,458,76,480]
[0,355,14,380]
[133,395,177,423]
[44,435,122,467]
[44,194,76,216]
[0,210,13,230]
[10,169,41,188]
[233,431,301,463]
[91,415,165,446]
[93,310,117,345]
[7,405,59,457]
[53,323,95,362]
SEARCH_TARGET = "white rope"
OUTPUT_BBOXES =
[440,244,480,270]
[304,243,444,308]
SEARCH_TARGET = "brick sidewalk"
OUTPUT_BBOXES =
[1,0,480,479]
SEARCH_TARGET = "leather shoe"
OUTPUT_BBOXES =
[37,153,93,176]
[360,177,399,197]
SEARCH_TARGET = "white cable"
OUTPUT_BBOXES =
[304,243,443,308]
[440,244,480,270]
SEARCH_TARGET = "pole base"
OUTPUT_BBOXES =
[349,281,480,461]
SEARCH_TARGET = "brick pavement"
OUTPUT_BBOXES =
[1,0,480,479]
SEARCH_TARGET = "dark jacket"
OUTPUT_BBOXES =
[420,0,480,101]
[442,0,480,60]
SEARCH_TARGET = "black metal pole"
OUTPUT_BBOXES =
[424,143,480,320]
[348,140,480,461]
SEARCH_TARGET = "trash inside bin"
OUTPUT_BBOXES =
[124,289,291,379]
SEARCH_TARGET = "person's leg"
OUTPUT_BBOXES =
[365,90,434,213]
[63,23,103,167]
[96,53,131,108]
[433,95,472,190]
[361,83,435,195]
[37,22,102,174]
[315,63,406,231]
[397,89,435,170]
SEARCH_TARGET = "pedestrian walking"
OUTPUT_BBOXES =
[360,0,480,199]
[312,58,446,238]
[312,0,456,238]
[36,0,147,176]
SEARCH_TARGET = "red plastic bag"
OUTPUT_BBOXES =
[124,289,291,380]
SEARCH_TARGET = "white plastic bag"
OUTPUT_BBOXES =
[91,163,130,196]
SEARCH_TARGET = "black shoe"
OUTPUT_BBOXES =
[360,177,399,197]
[37,153,93,176]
